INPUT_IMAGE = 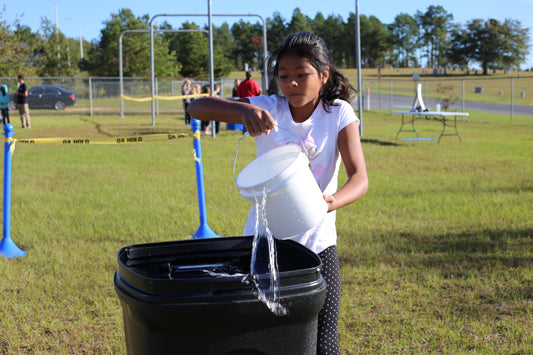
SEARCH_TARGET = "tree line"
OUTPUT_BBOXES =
[1,5,530,78]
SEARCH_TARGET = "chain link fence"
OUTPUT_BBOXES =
[356,76,532,120]
[1,76,531,120]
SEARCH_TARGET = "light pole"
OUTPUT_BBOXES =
[54,4,60,70]
[355,0,363,136]
[79,24,83,59]
[65,18,83,63]
[148,12,268,127]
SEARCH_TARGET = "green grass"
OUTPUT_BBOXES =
[0,110,531,353]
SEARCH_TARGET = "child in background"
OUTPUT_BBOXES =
[232,79,241,98]
[0,85,10,125]
[188,32,368,354]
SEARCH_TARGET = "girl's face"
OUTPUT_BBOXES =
[277,54,329,121]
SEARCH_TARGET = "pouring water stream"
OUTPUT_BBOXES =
[250,188,287,316]
[233,124,313,316]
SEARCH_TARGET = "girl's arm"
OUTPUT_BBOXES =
[187,96,275,137]
[324,121,368,212]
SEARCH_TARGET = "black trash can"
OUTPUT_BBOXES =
[114,236,327,355]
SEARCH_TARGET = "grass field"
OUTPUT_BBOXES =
[0,108,531,353]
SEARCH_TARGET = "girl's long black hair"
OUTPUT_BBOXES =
[267,32,354,112]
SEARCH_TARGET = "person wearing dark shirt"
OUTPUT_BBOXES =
[16,75,31,128]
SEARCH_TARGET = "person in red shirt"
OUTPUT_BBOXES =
[237,70,261,98]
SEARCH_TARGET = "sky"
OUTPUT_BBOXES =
[3,0,533,69]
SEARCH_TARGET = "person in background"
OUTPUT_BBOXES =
[200,85,211,134]
[181,79,192,125]
[16,75,30,129]
[232,79,241,98]
[212,83,221,134]
[237,72,260,135]
[237,70,261,98]
[188,32,368,355]
[0,85,10,125]
[190,83,204,132]
[191,83,202,98]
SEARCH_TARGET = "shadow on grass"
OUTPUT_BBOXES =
[340,228,533,275]
[361,138,400,146]
[79,116,181,137]
[340,228,533,321]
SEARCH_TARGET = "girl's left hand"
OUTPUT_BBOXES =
[323,193,335,212]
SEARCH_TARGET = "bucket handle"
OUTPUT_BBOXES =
[232,125,309,184]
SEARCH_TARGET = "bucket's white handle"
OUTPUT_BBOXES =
[232,125,310,184]
[233,134,248,183]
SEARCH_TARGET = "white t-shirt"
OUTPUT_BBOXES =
[244,95,359,254]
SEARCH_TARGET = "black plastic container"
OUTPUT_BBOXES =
[114,236,327,355]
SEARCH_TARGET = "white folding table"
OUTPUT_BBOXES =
[392,111,469,143]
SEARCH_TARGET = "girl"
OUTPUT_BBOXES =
[188,32,368,354]
[232,78,241,98]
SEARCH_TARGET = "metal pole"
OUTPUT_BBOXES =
[55,4,60,69]
[208,0,216,138]
[511,77,514,123]
[462,79,465,117]
[149,13,268,126]
[424,80,428,107]
[355,0,363,136]
[1,124,26,258]
[390,79,393,114]
[156,77,159,116]
[119,33,124,118]
[89,77,93,117]
[191,119,218,239]
[378,78,381,110]
[121,29,205,120]
[149,21,156,126]
[260,14,268,94]
[79,24,83,59]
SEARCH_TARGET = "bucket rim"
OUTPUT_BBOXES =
[235,144,305,190]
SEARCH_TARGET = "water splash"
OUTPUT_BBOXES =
[250,188,287,316]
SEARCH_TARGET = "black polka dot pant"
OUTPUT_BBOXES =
[317,246,341,355]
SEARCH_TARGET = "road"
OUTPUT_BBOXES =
[356,93,532,116]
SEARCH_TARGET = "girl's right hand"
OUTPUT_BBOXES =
[242,105,275,137]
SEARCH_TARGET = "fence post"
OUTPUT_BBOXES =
[366,87,370,110]
[378,78,381,110]
[389,80,393,115]
[424,80,428,108]
[156,77,159,117]
[1,124,26,258]
[89,77,93,117]
[462,79,465,120]
[511,77,514,123]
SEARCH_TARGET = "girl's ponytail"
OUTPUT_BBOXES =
[321,64,353,106]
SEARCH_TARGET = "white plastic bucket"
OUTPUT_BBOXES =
[235,144,328,239]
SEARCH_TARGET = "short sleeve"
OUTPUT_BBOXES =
[336,99,359,133]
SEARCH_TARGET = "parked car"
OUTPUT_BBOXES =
[9,84,76,110]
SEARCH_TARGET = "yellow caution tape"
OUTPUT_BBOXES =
[10,131,200,146]
[193,148,201,163]
[6,138,16,154]
[120,95,154,102]
[121,93,209,102]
